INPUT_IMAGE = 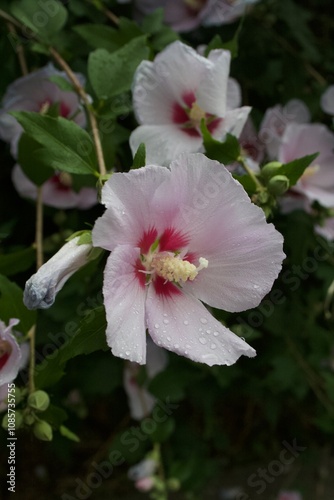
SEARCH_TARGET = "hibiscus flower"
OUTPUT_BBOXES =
[130,41,251,165]
[92,153,285,366]
[278,123,334,210]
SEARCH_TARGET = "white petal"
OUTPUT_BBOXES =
[130,124,203,165]
[92,165,171,251]
[132,41,210,125]
[321,85,334,116]
[146,288,256,366]
[103,246,147,364]
[196,49,231,116]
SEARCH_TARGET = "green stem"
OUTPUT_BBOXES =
[237,155,264,191]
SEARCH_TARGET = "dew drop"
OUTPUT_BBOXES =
[166,336,171,341]
[163,313,168,317]
[241,337,245,341]
[154,323,160,329]
[186,344,191,349]
[174,343,179,349]
[210,343,217,350]
[200,318,208,324]
[163,319,169,325]
[183,320,189,325]
[253,284,260,289]
[206,329,211,334]
[199,337,207,345]
[157,341,162,345]
[125,350,130,356]
[213,331,219,337]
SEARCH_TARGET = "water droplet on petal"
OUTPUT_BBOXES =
[206,329,211,334]
[199,337,207,345]
[253,284,260,289]
[166,336,171,341]
[200,318,208,324]
[163,319,169,325]
[154,323,160,329]
[174,343,179,349]
[213,331,219,337]
[183,320,189,325]
[210,343,217,350]
[186,344,191,349]
[201,353,218,363]
[125,350,130,356]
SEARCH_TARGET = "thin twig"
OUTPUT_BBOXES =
[86,0,119,25]
[49,47,107,177]
[7,23,28,76]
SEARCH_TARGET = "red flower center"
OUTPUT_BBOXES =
[0,340,12,370]
[172,91,222,137]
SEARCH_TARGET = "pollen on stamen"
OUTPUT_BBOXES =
[152,255,208,284]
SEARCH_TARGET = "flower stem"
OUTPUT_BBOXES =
[237,155,264,191]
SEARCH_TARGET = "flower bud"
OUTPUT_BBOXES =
[267,175,290,195]
[261,161,283,180]
[23,236,93,310]
[2,411,23,429]
[28,390,50,412]
[33,420,53,441]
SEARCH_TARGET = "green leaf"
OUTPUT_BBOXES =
[141,8,164,34]
[74,24,122,52]
[35,306,108,388]
[18,133,54,186]
[0,274,36,335]
[88,36,149,99]
[10,0,68,42]
[60,425,80,442]
[278,153,318,186]
[233,173,257,194]
[0,247,35,276]
[12,112,99,176]
[132,143,146,169]
[205,18,244,58]
[201,120,240,165]
[149,416,175,443]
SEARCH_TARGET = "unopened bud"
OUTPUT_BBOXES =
[267,175,290,195]
[24,413,36,426]
[2,411,23,429]
[261,161,283,179]
[28,390,50,412]
[24,236,93,310]
[33,420,53,441]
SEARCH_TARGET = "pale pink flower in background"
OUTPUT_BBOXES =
[24,236,94,310]
[321,85,334,117]
[278,123,334,209]
[130,41,251,165]
[315,217,334,241]
[124,340,168,420]
[92,153,285,366]
[131,0,259,32]
[0,63,86,158]
[128,458,157,492]
[260,99,310,160]
[0,319,28,386]
[277,491,302,500]
[12,164,97,210]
